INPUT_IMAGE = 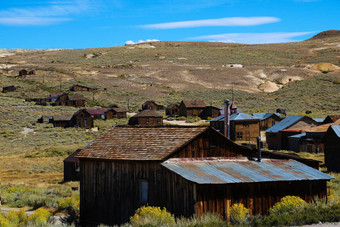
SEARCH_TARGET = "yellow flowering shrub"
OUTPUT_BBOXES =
[269,196,306,214]
[27,208,51,226]
[2,187,31,195]
[0,217,9,227]
[230,203,249,224]
[130,206,175,226]
[57,194,80,215]
[5,209,27,226]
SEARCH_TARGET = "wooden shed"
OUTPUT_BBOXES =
[76,126,332,226]
[266,115,319,150]
[73,109,94,129]
[199,106,222,120]
[106,107,127,119]
[52,115,74,128]
[128,110,163,126]
[323,125,340,172]
[142,101,164,111]
[252,113,282,131]
[179,100,206,117]
[210,113,260,143]
[165,104,179,116]
[54,94,85,107]
[2,85,16,93]
[64,149,81,182]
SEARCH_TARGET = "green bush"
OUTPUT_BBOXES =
[130,206,175,227]
[230,203,249,225]
[176,213,226,227]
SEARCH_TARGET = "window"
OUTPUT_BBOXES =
[146,118,150,124]
[157,118,161,124]
[139,181,148,203]
[101,114,105,120]
[272,120,276,126]
[236,132,243,140]
[84,119,87,126]
[243,123,249,127]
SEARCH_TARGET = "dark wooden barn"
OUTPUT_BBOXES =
[199,106,222,120]
[252,113,282,131]
[210,113,260,143]
[73,109,94,129]
[64,149,82,182]
[2,85,16,93]
[323,125,340,172]
[179,100,206,117]
[165,104,179,116]
[69,84,96,92]
[55,94,85,107]
[142,101,164,111]
[76,126,332,226]
[128,110,163,126]
[266,115,319,150]
[51,115,74,128]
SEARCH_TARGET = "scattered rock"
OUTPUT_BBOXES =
[312,63,340,72]
[259,81,280,92]
[223,64,243,68]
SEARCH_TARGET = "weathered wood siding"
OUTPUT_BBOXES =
[129,116,163,126]
[260,116,281,131]
[80,160,195,226]
[324,130,340,172]
[231,120,260,143]
[74,110,93,129]
[195,180,327,221]
[64,161,79,182]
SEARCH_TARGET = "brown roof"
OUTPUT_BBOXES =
[68,94,85,101]
[64,149,82,163]
[53,115,73,121]
[111,107,127,113]
[166,104,179,109]
[308,119,340,133]
[76,126,209,160]
[182,100,206,108]
[132,110,162,118]
[326,115,340,123]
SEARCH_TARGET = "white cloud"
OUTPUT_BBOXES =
[125,39,160,45]
[0,0,90,26]
[141,17,280,29]
[188,32,315,44]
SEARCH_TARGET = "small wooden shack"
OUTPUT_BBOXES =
[64,149,82,182]
[252,113,282,131]
[69,84,96,92]
[142,101,164,111]
[106,107,127,119]
[165,104,179,116]
[323,125,340,172]
[128,110,163,126]
[37,115,53,123]
[210,113,260,143]
[55,94,85,107]
[179,100,206,117]
[199,106,222,120]
[52,115,74,128]
[73,109,94,129]
[2,85,16,93]
[76,126,332,226]
[266,115,319,150]
[18,69,35,77]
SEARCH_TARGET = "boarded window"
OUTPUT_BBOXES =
[139,181,148,203]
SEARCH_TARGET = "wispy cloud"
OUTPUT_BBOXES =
[0,0,90,26]
[188,32,315,44]
[141,17,280,29]
[125,39,160,45]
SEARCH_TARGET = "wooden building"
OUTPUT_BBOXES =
[129,110,163,126]
[64,149,81,182]
[76,126,332,226]
[18,69,35,77]
[37,115,53,123]
[55,94,85,107]
[2,85,16,93]
[252,113,282,131]
[73,109,94,129]
[323,125,340,172]
[199,106,222,120]
[106,107,127,119]
[179,100,206,117]
[51,115,74,128]
[323,115,340,124]
[266,115,319,150]
[86,109,106,120]
[142,101,164,111]
[210,113,260,143]
[69,84,96,92]
[165,104,179,116]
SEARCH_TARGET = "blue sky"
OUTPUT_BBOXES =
[0,0,339,48]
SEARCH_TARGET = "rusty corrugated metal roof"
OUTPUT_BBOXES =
[77,126,209,160]
[161,158,333,184]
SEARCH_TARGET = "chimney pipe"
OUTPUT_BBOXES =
[224,99,230,138]
[257,136,262,162]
